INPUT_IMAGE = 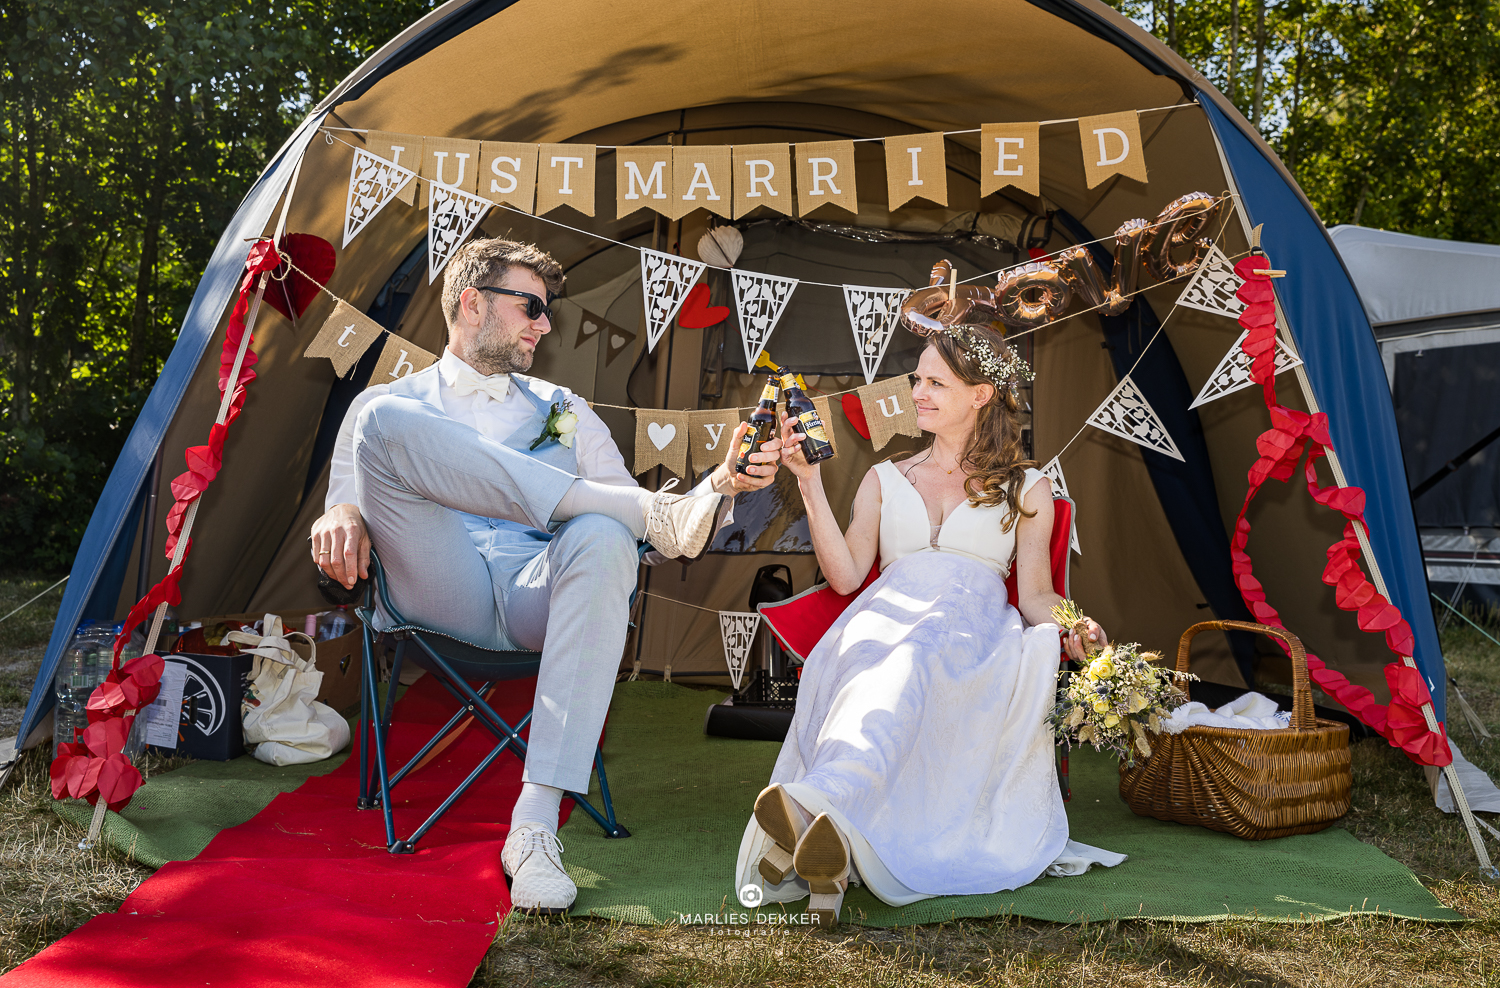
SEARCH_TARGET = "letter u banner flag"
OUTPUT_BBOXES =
[856,376,921,451]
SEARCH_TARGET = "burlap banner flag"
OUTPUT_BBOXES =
[634,409,689,477]
[796,141,858,217]
[1040,456,1081,555]
[419,137,481,207]
[305,300,386,377]
[981,122,1040,198]
[479,141,538,213]
[616,146,673,220]
[366,131,421,205]
[689,408,742,473]
[640,249,706,351]
[1079,111,1148,189]
[1085,374,1182,460]
[427,184,491,283]
[885,132,947,209]
[857,376,921,451]
[733,143,792,219]
[673,146,732,220]
[343,147,418,248]
[718,611,761,691]
[369,335,438,387]
[537,144,596,217]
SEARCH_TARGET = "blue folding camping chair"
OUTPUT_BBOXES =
[354,545,636,852]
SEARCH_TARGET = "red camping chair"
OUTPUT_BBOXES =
[759,493,1077,799]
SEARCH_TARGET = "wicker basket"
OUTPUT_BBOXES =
[1118,620,1352,840]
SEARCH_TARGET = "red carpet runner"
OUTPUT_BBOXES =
[5,676,556,987]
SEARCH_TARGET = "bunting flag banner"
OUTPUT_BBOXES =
[981,122,1040,198]
[537,143,597,217]
[479,141,538,213]
[640,249,706,351]
[1078,111,1148,189]
[732,143,793,219]
[1085,375,1184,461]
[427,183,492,283]
[673,145,732,220]
[634,409,689,477]
[616,146,674,220]
[842,285,907,384]
[1175,244,1245,318]
[885,132,947,209]
[343,147,419,248]
[731,270,798,370]
[603,320,637,366]
[369,335,439,386]
[795,140,859,216]
[718,611,761,691]
[857,375,921,451]
[305,300,386,376]
[575,309,634,364]
[1189,329,1304,409]
[419,137,482,207]
[689,408,742,473]
[365,131,421,205]
[1040,456,1082,555]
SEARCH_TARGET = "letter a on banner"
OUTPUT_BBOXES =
[1040,456,1082,555]
[344,147,419,248]
[428,184,492,283]
[842,285,906,384]
[731,271,798,371]
[1189,329,1303,409]
[718,611,761,691]
[1085,375,1184,460]
[640,248,706,351]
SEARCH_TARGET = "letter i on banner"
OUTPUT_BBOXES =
[689,408,742,474]
[616,146,673,219]
[980,123,1040,198]
[796,141,859,216]
[1078,111,1148,189]
[305,299,385,377]
[857,376,921,451]
[885,132,946,209]
[733,143,792,219]
[420,137,482,207]
[719,611,761,691]
[366,132,422,205]
[537,144,597,216]
[369,335,438,386]
[479,142,538,213]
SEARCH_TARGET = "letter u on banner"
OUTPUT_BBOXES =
[420,137,482,207]
[1078,111,1148,189]
[857,376,921,451]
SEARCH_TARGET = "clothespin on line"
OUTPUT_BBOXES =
[948,267,957,302]
[1254,268,1287,278]
[1247,225,1285,277]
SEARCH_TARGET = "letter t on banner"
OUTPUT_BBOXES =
[537,144,597,216]
[305,299,385,377]
[1078,111,1148,189]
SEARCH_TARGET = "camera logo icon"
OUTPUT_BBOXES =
[739,883,764,906]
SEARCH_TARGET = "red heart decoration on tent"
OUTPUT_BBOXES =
[842,393,870,439]
[676,284,729,328]
[265,233,336,322]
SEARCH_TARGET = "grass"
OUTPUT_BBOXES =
[1,574,1498,985]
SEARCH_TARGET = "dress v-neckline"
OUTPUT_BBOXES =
[891,463,969,545]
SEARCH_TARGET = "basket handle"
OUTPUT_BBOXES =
[1175,620,1315,730]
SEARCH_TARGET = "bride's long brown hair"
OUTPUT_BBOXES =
[905,328,1038,532]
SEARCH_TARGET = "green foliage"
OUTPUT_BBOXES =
[0,0,436,570]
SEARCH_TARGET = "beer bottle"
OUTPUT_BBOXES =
[735,375,781,474]
[779,370,835,465]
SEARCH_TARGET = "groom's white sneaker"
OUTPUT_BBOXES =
[502,824,576,914]
[643,480,730,561]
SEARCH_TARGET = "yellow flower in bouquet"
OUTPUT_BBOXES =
[1088,656,1115,680]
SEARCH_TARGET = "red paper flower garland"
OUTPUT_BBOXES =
[48,241,283,812]
[1228,254,1450,767]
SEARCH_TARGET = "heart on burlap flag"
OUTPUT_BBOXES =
[634,409,689,477]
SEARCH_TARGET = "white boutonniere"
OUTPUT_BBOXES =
[531,400,580,450]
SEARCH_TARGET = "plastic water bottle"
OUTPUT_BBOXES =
[53,623,108,758]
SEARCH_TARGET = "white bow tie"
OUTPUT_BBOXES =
[450,366,511,402]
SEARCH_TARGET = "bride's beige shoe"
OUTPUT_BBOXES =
[753,784,806,884]
[793,813,850,929]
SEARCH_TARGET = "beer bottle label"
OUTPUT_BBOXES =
[799,410,831,444]
[760,383,779,404]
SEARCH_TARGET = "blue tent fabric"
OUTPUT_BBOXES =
[1198,95,1446,722]
[15,119,326,746]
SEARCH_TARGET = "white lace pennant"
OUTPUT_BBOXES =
[842,285,906,384]
[1175,243,1245,318]
[1189,330,1304,409]
[731,271,799,371]
[1086,375,1184,461]
[344,147,418,248]
[640,248,707,351]
[427,184,492,283]
[1040,456,1081,555]
[718,611,761,691]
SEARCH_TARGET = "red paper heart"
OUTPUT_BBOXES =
[265,233,336,321]
[676,284,729,328]
[841,393,870,439]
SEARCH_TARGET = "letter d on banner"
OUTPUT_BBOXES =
[1078,111,1148,189]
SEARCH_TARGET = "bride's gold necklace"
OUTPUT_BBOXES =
[920,448,961,476]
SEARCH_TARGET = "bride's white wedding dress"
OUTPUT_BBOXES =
[735,463,1123,907]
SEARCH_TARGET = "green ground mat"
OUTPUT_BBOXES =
[561,683,1462,926]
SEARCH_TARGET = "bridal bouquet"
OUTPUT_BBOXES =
[1046,600,1193,767]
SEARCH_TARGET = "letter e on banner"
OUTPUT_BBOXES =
[366,131,422,205]
[980,122,1040,198]
[1078,111,1148,188]
[733,143,792,219]
[885,132,946,209]
[537,144,597,217]
[479,141,538,213]
[369,335,438,386]
[857,376,920,451]
[689,408,742,473]
[795,141,858,217]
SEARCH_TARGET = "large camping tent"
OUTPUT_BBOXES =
[1329,225,1500,614]
[15,0,1481,825]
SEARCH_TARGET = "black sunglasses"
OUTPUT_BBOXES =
[475,286,554,321]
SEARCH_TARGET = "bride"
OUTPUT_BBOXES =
[734,317,1123,926]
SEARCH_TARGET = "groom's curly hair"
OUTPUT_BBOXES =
[441,238,566,328]
[920,328,1039,532]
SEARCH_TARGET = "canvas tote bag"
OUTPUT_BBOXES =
[229,614,351,766]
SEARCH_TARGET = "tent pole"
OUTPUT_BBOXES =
[1204,106,1497,879]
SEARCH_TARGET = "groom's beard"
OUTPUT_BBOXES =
[469,308,533,376]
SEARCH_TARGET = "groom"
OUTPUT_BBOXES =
[310,238,783,911]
